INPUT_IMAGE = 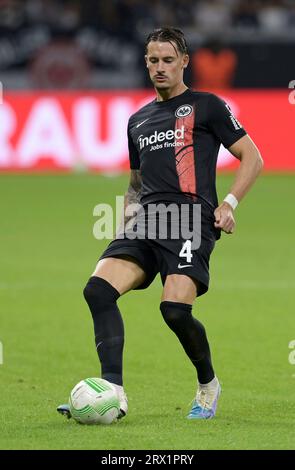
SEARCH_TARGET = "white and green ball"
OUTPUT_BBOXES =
[69,378,120,425]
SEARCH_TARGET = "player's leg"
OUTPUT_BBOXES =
[84,255,146,386]
[82,256,147,418]
[91,255,147,295]
[160,274,220,419]
[57,236,159,420]
[161,274,214,384]
[57,256,146,420]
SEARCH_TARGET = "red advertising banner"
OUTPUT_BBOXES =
[0,90,294,172]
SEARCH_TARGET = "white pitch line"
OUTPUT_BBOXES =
[212,280,295,290]
[0,280,295,290]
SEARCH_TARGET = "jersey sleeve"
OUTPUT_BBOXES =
[127,121,140,170]
[207,94,247,149]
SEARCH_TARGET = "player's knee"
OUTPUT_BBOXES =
[160,301,192,329]
[83,276,120,316]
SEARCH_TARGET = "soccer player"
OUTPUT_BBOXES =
[58,27,263,420]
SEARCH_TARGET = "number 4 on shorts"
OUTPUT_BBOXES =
[179,240,193,263]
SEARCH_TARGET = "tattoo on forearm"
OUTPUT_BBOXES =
[128,170,141,200]
[124,170,142,224]
[116,170,142,237]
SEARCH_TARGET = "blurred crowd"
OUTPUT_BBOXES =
[0,0,294,89]
[0,0,295,37]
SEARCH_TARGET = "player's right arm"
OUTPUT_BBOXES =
[126,169,142,204]
[116,170,142,238]
[116,119,142,237]
[125,168,142,223]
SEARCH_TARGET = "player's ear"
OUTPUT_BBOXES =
[183,54,189,69]
[145,55,148,68]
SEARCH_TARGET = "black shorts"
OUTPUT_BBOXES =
[99,235,215,297]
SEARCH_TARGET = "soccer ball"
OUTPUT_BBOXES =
[69,378,120,425]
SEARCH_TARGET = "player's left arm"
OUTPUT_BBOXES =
[214,134,264,234]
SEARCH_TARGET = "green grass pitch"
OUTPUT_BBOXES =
[0,173,294,450]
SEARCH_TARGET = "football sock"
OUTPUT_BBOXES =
[160,301,214,384]
[83,276,124,386]
[199,375,218,388]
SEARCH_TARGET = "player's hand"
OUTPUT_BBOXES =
[214,202,236,234]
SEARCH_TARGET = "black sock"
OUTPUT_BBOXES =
[83,276,124,386]
[160,301,215,384]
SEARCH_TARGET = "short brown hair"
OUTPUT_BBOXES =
[145,27,188,55]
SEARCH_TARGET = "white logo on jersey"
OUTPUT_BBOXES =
[225,103,242,130]
[137,126,185,150]
[175,104,193,118]
[136,118,149,128]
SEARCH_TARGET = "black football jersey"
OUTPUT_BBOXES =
[128,89,246,214]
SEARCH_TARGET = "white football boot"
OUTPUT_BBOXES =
[112,383,128,419]
[187,376,221,419]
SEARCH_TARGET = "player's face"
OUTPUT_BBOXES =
[145,41,189,90]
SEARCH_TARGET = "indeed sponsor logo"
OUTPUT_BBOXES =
[138,126,185,150]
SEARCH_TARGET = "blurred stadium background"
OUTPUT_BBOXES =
[1,0,295,450]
